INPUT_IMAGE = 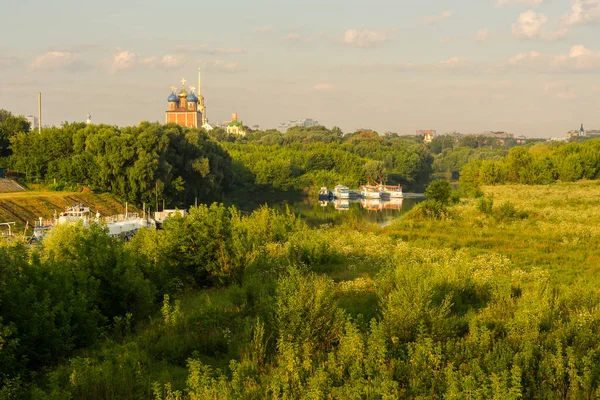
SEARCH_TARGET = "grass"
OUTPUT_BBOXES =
[0,190,132,231]
[20,181,600,397]
[386,181,600,284]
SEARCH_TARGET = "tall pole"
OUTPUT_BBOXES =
[37,92,42,134]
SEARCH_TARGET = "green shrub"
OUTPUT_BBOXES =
[477,195,494,215]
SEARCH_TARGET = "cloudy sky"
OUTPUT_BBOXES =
[1,0,600,137]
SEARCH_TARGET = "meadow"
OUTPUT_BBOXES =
[3,181,600,399]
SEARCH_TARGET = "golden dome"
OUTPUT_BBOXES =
[178,87,188,97]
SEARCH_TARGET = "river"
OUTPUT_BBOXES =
[232,193,425,227]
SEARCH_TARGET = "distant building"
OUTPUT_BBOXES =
[86,112,92,125]
[567,123,586,139]
[165,70,211,129]
[26,115,37,130]
[226,113,246,136]
[481,131,514,139]
[417,129,437,143]
[515,135,527,145]
[166,78,202,128]
[278,118,319,132]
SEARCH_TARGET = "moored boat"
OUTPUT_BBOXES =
[333,185,350,199]
[361,185,381,199]
[318,187,332,199]
[33,204,156,241]
[379,184,403,198]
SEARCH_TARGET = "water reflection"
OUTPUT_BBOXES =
[266,194,424,227]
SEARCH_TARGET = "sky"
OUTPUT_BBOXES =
[1,0,600,137]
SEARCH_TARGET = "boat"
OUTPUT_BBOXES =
[361,185,381,199]
[379,184,403,199]
[334,199,350,210]
[318,187,332,199]
[333,185,350,199]
[33,203,156,241]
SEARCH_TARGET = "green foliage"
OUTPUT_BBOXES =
[477,195,494,215]
[222,127,432,191]
[9,122,232,205]
[424,180,459,206]
[0,109,30,157]
[415,180,460,219]
[460,139,600,190]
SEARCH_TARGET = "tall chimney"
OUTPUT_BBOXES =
[37,92,42,134]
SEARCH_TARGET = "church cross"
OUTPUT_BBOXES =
[181,78,186,86]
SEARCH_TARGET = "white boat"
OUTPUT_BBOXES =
[33,204,155,241]
[379,184,403,199]
[318,187,332,199]
[334,185,350,199]
[361,185,381,199]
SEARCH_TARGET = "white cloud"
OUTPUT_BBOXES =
[158,55,186,68]
[496,0,545,7]
[508,45,600,71]
[211,60,244,72]
[512,10,548,39]
[314,83,333,91]
[110,49,137,73]
[553,44,600,69]
[475,28,490,42]
[280,33,301,41]
[508,50,542,66]
[562,0,600,27]
[439,57,468,68]
[31,51,78,70]
[423,10,453,25]
[112,50,185,72]
[341,28,392,48]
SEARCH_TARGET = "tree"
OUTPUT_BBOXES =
[424,180,459,207]
[0,110,30,157]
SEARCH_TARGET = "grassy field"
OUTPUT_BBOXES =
[386,181,600,283]
[0,190,131,231]
[9,181,600,398]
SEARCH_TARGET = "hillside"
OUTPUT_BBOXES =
[0,190,132,230]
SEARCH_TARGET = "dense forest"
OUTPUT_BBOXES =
[460,140,600,195]
[7,122,232,206]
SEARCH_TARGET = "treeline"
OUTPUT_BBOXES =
[8,122,232,205]
[213,127,433,191]
[460,139,600,192]
[0,204,306,394]
[0,110,30,158]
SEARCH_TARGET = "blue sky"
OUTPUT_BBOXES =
[1,0,600,137]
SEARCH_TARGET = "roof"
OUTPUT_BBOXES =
[228,121,243,127]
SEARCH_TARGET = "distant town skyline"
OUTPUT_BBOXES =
[1,0,600,137]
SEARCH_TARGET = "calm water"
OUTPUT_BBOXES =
[235,193,425,227]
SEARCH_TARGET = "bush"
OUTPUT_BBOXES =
[477,195,494,215]
[494,201,528,221]
[424,180,459,206]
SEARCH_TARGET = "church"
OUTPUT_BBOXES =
[165,69,212,130]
